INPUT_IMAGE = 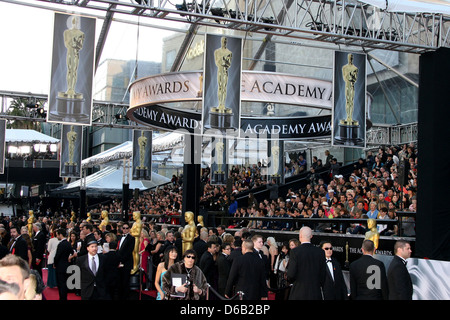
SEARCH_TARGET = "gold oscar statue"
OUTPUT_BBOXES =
[340,53,359,126]
[212,37,233,114]
[27,210,34,238]
[364,218,380,252]
[134,131,149,180]
[197,74,203,98]
[197,215,205,228]
[271,145,280,177]
[86,211,92,223]
[70,210,76,222]
[99,210,109,230]
[181,211,196,254]
[59,16,85,100]
[64,125,78,176]
[209,36,234,130]
[130,211,143,274]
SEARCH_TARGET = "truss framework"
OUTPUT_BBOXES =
[26,0,450,54]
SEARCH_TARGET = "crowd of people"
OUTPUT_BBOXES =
[0,142,418,300]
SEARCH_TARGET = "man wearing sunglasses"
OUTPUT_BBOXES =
[320,241,348,300]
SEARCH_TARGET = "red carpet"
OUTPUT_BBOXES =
[42,268,81,300]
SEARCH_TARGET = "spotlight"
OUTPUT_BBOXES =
[115,114,128,121]
[37,107,46,118]
[26,98,39,109]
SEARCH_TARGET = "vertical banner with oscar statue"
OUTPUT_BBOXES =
[0,119,5,175]
[267,140,284,184]
[47,13,96,126]
[332,51,367,148]
[60,124,83,178]
[132,129,152,181]
[202,34,242,136]
[210,137,228,186]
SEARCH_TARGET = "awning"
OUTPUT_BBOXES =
[6,129,59,144]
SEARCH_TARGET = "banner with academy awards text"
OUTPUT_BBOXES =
[202,34,242,137]
[47,13,96,126]
[0,120,5,175]
[132,129,152,181]
[332,50,367,148]
[60,124,83,178]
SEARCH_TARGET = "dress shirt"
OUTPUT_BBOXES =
[89,253,99,275]
[326,258,334,280]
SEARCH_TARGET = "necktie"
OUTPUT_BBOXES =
[92,256,97,276]
[327,259,332,263]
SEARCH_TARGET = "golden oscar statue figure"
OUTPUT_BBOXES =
[364,218,380,252]
[27,210,34,238]
[340,53,359,126]
[53,15,89,123]
[99,210,109,230]
[181,211,196,254]
[64,126,78,176]
[70,211,76,222]
[86,211,92,223]
[130,211,143,274]
[213,139,226,184]
[210,36,234,129]
[134,131,149,180]
[197,215,205,228]
[60,16,85,100]
[335,53,363,145]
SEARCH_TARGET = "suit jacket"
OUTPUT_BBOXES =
[76,253,107,300]
[32,231,46,260]
[199,251,216,284]
[193,240,207,264]
[228,247,242,265]
[54,239,72,274]
[103,250,121,293]
[387,255,413,300]
[323,258,348,300]
[287,243,326,300]
[117,234,135,270]
[349,254,389,300]
[216,253,231,294]
[10,235,28,262]
[225,251,268,300]
[254,249,270,280]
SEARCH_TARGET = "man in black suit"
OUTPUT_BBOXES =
[103,240,120,300]
[287,226,326,300]
[216,242,232,296]
[54,228,72,300]
[320,241,348,300]
[252,234,270,280]
[228,236,242,265]
[32,223,46,278]
[349,239,389,300]
[193,230,208,264]
[8,226,28,262]
[117,222,135,300]
[388,240,413,300]
[199,241,218,287]
[225,239,268,300]
[76,239,107,300]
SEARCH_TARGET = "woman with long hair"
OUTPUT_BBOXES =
[154,245,179,300]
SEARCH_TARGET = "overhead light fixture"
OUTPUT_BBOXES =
[26,98,39,109]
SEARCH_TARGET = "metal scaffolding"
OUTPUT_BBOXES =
[22,0,450,55]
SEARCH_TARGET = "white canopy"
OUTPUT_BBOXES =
[81,131,183,169]
[359,0,450,15]
[52,165,171,195]
[6,129,59,144]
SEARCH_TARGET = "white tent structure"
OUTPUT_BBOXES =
[6,129,60,144]
[51,132,183,195]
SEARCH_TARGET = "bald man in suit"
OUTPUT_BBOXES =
[287,226,326,300]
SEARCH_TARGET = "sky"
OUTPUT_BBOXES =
[0,1,178,95]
